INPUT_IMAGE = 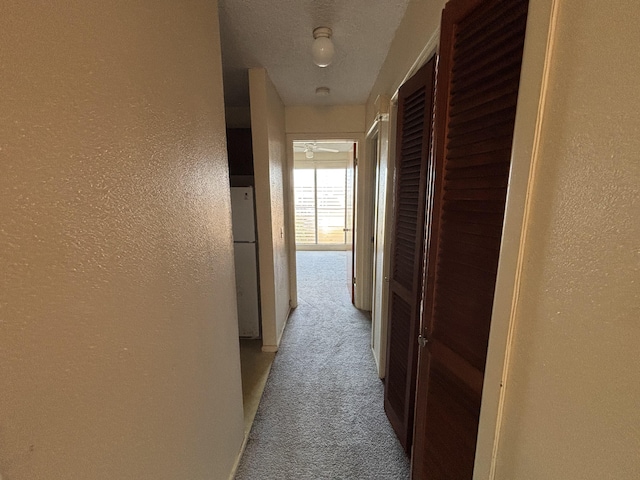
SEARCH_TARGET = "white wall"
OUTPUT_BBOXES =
[365,0,447,128]
[493,1,640,478]
[0,1,244,479]
[249,68,291,351]
[286,105,366,134]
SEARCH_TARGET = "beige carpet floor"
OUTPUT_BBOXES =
[235,251,410,479]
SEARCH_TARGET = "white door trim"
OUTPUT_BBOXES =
[474,0,560,478]
[286,132,369,309]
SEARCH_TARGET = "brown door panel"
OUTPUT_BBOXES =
[384,57,437,454]
[411,0,530,477]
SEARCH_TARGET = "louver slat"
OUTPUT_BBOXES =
[384,58,436,455]
[435,0,528,366]
[385,293,412,419]
[392,85,426,290]
[412,0,530,478]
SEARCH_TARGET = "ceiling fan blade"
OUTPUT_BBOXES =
[316,147,340,153]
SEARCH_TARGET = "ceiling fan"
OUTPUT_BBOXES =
[294,142,340,159]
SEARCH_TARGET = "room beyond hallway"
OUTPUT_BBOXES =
[235,251,409,479]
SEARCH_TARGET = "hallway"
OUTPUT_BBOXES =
[235,251,410,479]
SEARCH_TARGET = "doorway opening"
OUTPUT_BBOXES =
[286,134,373,311]
[290,139,357,303]
[293,140,356,251]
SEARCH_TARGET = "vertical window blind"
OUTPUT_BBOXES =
[294,167,348,246]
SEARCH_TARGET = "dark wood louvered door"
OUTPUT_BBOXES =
[412,0,529,478]
[384,57,436,454]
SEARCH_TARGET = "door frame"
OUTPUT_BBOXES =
[367,32,440,378]
[473,0,559,477]
[285,132,369,309]
[367,109,392,378]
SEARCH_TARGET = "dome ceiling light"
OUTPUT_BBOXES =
[311,27,335,67]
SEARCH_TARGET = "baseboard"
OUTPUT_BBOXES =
[276,305,292,346]
[228,433,250,480]
[371,344,383,379]
[261,305,292,353]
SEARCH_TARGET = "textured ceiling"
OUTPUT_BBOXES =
[218,0,410,107]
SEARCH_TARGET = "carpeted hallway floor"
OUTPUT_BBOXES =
[235,251,410,479]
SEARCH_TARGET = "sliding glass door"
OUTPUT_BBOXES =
[294,166,349,247]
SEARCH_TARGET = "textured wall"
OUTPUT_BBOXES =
[0,1,244,479]
[285,106,366,134]
[249,69,291,350]
[365,0,447,129]
[495,1,640,478]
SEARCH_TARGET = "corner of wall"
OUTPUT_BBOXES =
[249,68,291,351]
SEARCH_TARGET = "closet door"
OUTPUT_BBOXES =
[384,57,435,453]
[412,0,529,478]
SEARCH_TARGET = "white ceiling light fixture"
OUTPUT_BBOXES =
[311,27,335,67]
[315,86,330,97]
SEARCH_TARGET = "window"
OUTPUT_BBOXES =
[293,141,354,248]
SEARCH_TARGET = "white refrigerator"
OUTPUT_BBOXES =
[230,186,261,338]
